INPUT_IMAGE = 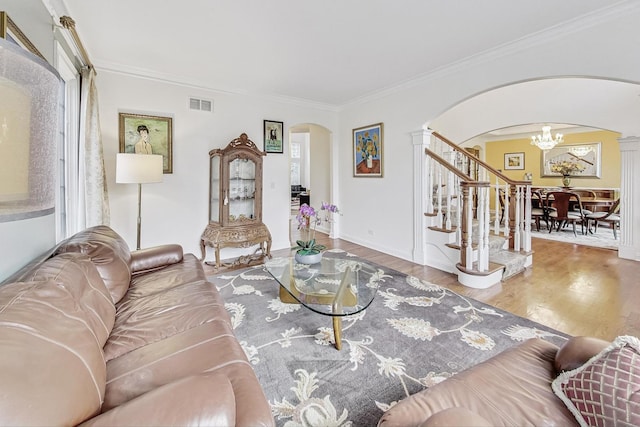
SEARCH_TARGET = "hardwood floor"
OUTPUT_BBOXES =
[206,220,640,342]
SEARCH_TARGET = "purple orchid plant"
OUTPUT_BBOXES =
[294,202,340,255]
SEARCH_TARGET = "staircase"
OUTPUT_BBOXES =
[420,131,534,288]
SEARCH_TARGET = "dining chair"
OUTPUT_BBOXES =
[585,198,621,239]
[571,189,597,215]
[530,190,551,231]
[498,189,506,224]
[546,191,587,236]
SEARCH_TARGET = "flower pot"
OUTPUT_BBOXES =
[295,251,323,265]
[562,175,571,187]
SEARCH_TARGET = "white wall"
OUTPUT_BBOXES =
[97,70,338,260]
[336,7,640,262]
[4,1,640,279]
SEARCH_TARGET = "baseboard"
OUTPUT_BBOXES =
[338,233,413,262]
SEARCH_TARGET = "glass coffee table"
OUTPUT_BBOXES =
[265,255,380,350]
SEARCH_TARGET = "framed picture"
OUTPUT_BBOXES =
[264,120,284,153]
[353,122,383,177]
[0,11,45,60]
[541,142,601,178]
[119,112,173,173]
[504,152,525,170]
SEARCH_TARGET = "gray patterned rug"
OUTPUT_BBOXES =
[209,249,569,427]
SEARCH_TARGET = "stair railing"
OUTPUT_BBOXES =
[428,131,533,257]
[425,146,491,272]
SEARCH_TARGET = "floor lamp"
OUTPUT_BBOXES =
[116,153,163,250]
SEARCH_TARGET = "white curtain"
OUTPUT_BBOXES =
[76,67,110,229]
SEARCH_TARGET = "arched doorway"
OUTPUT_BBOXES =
[424,77,640,261]
[288,124,334,244]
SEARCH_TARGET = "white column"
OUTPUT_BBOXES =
[412,129,432,265]
[618,136,640,261]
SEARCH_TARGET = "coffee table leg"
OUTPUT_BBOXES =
[331,266,352,351]
[333,317,342,350]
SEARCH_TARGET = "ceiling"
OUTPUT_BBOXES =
[60,0,623,107]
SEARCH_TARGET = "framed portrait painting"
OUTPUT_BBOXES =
[119,112,173,173]
[504,152,525,170]
[264,120,284,153]
[353,122,383,177]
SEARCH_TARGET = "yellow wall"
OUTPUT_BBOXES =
[486,130,621,189]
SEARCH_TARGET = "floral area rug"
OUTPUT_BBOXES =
[208,249,569,427]
[530,222,619,250]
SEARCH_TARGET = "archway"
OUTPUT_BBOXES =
[288,123,334,244]
[424,77,640,261]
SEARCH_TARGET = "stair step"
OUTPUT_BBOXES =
[428,225,457,233]
[490,249,528,281]
[456,261,505,277]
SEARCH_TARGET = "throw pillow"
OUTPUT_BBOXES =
[552,335,640,427]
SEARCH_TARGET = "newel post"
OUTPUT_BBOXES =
[459,183,473,269]
[508,184,518,250]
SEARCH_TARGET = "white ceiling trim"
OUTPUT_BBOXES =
[343,0,640,108]
[60,0,639,110]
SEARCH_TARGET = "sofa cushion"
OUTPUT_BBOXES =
[19,252,115,345]
[79,373,237,427]
[55,225,132,303]
[0,280,107,426]
[104,320,273,426]
[552,335,640,427]
[104,279,229,361]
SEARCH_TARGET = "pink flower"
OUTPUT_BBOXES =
[293,202,340,255]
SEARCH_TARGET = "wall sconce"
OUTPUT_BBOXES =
[116,153,163,250]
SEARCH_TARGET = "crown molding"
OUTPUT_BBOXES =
[94,60,341,112]
[342,0,640,108]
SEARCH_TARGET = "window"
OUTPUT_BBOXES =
[290,142,301,185]
[54,41,80,241]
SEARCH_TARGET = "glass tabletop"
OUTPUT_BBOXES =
[265,255,380,317]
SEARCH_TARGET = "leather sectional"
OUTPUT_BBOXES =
[0,225,274,426]
[377,336,612,426]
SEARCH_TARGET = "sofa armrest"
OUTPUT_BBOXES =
[130,244,184,275]
[79,373,235,427]
[554,336,610,373]
[419,407,492,427]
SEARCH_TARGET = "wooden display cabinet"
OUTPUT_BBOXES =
[200,133,272,269]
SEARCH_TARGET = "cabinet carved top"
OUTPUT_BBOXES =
[209,133,266,157]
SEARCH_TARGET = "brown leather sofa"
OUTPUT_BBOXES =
[378,336,610,427]
[0,225,274,426]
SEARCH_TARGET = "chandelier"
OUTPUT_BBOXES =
[530,126,563,151]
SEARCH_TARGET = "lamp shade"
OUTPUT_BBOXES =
[116,153,163,184]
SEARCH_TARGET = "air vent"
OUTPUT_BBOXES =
[189,97,213,112]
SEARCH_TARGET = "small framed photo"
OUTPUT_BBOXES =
[264,120,284,153]
[119,112,173,174]
[504,152,525,170]
[353,122,383,177]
